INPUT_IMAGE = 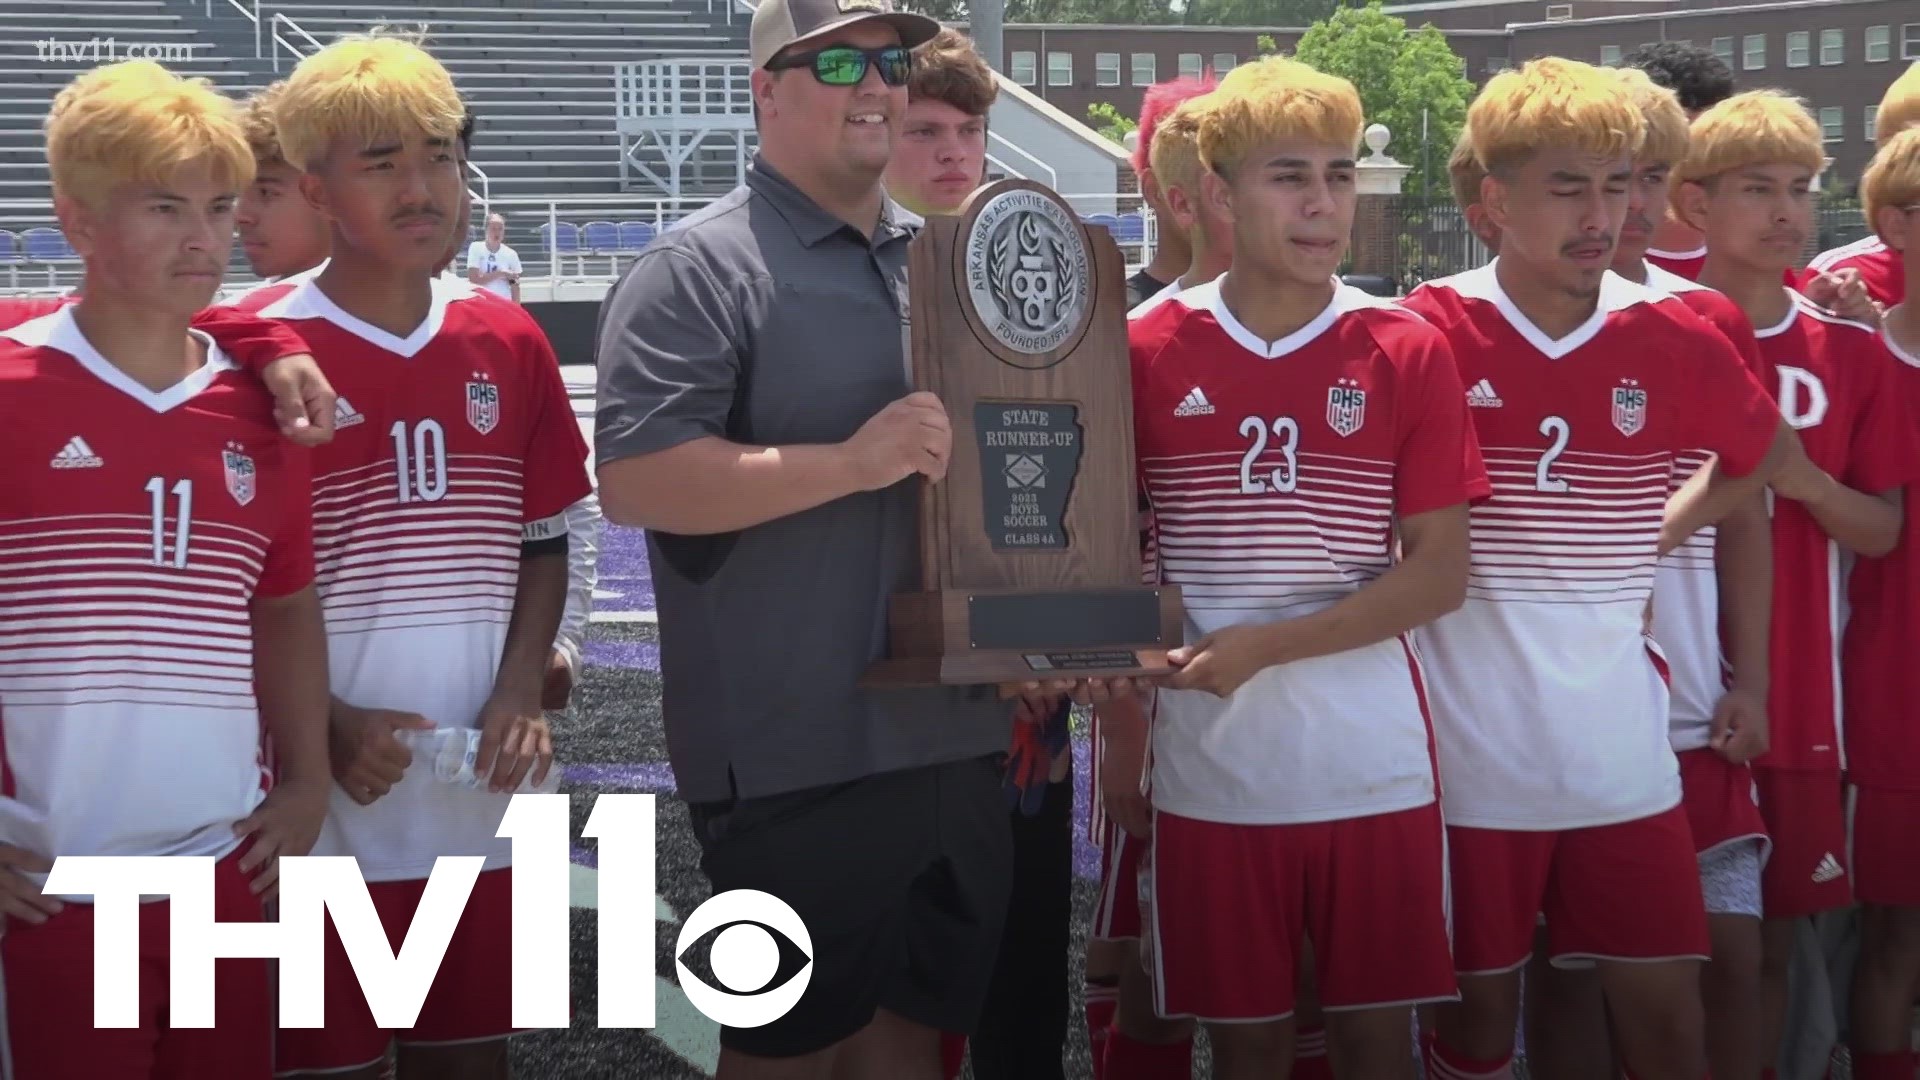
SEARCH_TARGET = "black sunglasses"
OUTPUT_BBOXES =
[768,44,913,87]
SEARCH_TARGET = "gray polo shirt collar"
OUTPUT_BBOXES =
[746,156,920,248]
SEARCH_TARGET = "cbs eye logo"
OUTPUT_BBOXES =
[674,890,814,1026]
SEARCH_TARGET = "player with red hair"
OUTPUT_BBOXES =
[1127,76,1216,307]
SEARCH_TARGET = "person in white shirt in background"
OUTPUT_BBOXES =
[466,212,521,302]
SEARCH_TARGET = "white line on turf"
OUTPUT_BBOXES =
[591,610,659,624]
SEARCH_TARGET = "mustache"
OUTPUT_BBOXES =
[1560,235,1614,253]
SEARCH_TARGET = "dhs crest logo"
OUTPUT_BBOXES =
[222,442,256,506]
[467,373,500,435]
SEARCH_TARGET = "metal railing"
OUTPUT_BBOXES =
[615,59,754,123]
[986,131,1058,190]
[206,0,264,60]
[269,12,323,72]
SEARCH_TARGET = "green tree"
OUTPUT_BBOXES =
[1291,0,1473,196]
[1086,102,1138,145]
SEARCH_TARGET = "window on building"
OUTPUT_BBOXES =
[1712,36,1735,66]
[1787,31,1810,67]
[1903,23,1920,59]
[1866,104,1879,140]
[1545,3,1572,19]
[1213,52,1237,74]
[1011,51,1036,86]
[1601,44,1622,66]
[1866,25,1891,61]
[1820,28,1843,64]
[1047,51,1072,86]
[1744,33,1767,70]
[1486,56,1512,74]
[1131,52,1156,85]
[1095,52,1120,86]
[1819,106,1844,143]
[1178,52,1203,79]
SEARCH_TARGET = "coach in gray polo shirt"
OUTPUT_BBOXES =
[593,0,1014,1073]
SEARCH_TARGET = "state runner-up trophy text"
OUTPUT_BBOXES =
[864,178,1185,686]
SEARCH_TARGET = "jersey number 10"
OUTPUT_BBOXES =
[390,420,450,504]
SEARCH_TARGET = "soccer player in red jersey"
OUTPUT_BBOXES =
[235,81,331,284]
[1671,89,1920,1080]
[1122,56,1486,1079]
[230,35,592,1080]
[1836,126,1920,1080]
[1798,63,1919,313]
[0,59,330,1080]
[1125,96,1233,319]
[1400,58,1793,1080]
[1528,65,1778,1080]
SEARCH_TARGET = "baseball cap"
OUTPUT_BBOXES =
[750,0,941,71]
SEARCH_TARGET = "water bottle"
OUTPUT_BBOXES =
[394,727,562,794]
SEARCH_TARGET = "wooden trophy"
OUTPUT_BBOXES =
[863,178,1184,686]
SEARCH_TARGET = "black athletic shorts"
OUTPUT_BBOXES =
[685,755,1014,1058]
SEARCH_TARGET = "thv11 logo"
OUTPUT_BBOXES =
[44,794,813,1031]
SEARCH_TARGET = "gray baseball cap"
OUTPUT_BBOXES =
[749,0,940,71]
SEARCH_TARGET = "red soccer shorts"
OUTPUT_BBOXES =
[0,846,270,1080]
[1092,817,1144,942]
[1448,805,1710,973]
[1678,748,1769,856]
[275,867,521,1075]
[1752,769,1851,917]
[1146,803,1457,1022]
[1849,785,1920,908]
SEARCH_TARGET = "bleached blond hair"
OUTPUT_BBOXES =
[1194,56,1364,177]
[1674,89,1824,186]
[1448,128,1484,211]
[1148,94,1214,198]
[1862,126,1920,241]
[273,33,464,172]
[242,81,290,168]
[1468,57,1645,175]
[45,60,253,208]
[1877,62,1920,146]
[1610,65,1689,168]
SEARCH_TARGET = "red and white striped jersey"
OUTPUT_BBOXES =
[1642,264,1769,752]
[0,308,313,878]
[1401,263,1780,830]
[233,276,591,881]
[1752,291,1919,775]
[1843,328,1920,788]
[1129,279,1490,825]
[1800,236,1905,310]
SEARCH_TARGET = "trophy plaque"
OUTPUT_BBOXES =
[863,178,1184,686]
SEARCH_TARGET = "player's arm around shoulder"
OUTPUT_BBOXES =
[1161,317,1482,699]
[189,304,337,447]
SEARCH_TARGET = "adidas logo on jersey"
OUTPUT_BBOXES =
[1466,379,1503,408]
[334,397,366,430]
[50,436,103,469]
[1174,388,1215,417]
[1811,853,1844,884]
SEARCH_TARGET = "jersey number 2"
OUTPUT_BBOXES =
[1239,416,1300,495]
[1536,416,1571,493]
[390,420,450,504]
[146,477,192,568]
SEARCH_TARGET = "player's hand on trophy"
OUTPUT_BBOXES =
[329,701,434,805]
[845,391,952,489]
[0,843,62,925]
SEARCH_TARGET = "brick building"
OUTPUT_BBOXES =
[962,0,1920,185]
